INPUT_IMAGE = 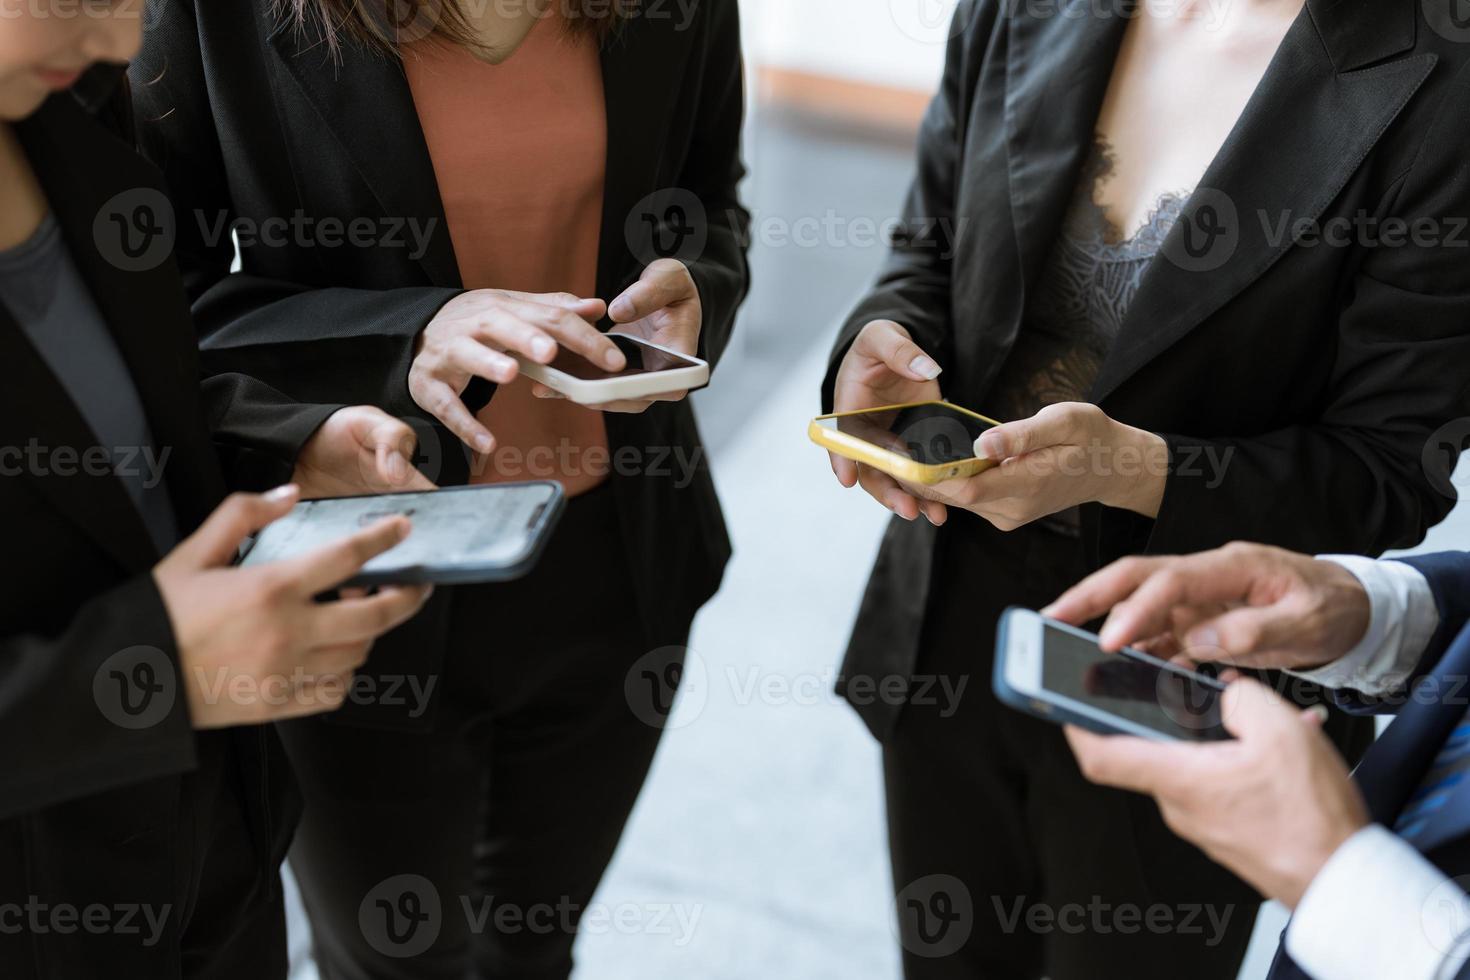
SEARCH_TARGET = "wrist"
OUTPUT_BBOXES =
[1101,426,1169,517]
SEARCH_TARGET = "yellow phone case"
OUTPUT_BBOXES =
[808,400,1002,486]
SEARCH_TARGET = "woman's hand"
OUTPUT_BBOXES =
[531,258,703,413]
[293,406,437,499]
[907,402,1169,530]
[829,320,947,525]
[153,486,434,728]
[409,289,622,451]
[1066,677,1369,909]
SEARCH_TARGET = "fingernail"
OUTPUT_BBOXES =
[265,484,299,502]
[605,348,625,369]
[532,337,555,360]
[610,298,633,320]
[1304,704,1329,724]
[475,435,493,454]
[1188,627,1220,651]
[1039,603,1057,617]
[976,432,1007,460]
[908,355,941,380]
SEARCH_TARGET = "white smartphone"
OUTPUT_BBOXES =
[514,333,709,405]
[993,607,1231,742]
[237,483,564,587]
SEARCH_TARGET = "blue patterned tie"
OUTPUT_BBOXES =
[1396,720,1470,843]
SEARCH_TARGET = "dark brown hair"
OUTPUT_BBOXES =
[275,0,635,58]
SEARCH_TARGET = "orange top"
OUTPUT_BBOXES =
[404,14,611,496]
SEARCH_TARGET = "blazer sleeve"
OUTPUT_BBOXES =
[675,0,751,372]
[128,0,464,422]
[1396,550,1470,678]
[1101,69,1470,563]
[821,0,985,410]
[0,575,196,819]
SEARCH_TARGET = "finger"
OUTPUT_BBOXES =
[1064,724,1197,796]
[1179,604,1310,667]
[284,517,413,596]
[530,382,565,400]
[857,464,922,521]
[830,452,860,488]
[492,298,624,370]
[586,399,653,414]
[1219,677,1299,741]
[976,403,1088,462]
[609,265,694,324]
[1095,552,1275,651]
[274,672,356,720]
[859,320,943,383]
[919,497,948,527]
[447,336,519,384]
[499,291,607,320]
[178,486,301,568]
[415,378,496,454]
[365,423,435,492]
[309,584,433,648]
[1041,556,1163,629]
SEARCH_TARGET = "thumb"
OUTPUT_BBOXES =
[860,320,942,383]
[363,416,435,490]
[1219,677,1296,741]
[176,486,300,568]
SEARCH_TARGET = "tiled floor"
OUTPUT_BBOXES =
[286,104,1470,979]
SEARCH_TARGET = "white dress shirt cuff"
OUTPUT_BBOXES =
[1287,825,1470,980]
[1287,556,1439,697]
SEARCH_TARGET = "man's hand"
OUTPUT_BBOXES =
[531,258,703,413]
[1044,542,1371,671]
[900,402,1169,531]
[829,319,946,525]
[153,486,434,728]
[1066,677,1370,909]
[293,406,437,499]
[410,289,620,451]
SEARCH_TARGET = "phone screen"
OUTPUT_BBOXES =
[548,335,702,381]
[818,402,996,466]
[239,484,558,578]
[1041,622,1230,742]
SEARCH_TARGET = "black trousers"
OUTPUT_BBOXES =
[279,484,675,980]
[885,517,1260,980]
[0,739,287,980]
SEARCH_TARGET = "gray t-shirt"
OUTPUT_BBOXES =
[0,214,178,553]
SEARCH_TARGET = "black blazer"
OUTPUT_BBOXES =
[127,0,751,717]
[0,82,331,976]
[825,0,1470,739]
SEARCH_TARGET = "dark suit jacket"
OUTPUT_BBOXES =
[0,80,335,978]
[1269,550,1470,980]
[126,0,751,728]
[824,0,1470,740]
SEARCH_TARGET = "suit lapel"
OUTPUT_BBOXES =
[1002,6,1130,319]
[266,19,461,287]
[1090,0,1432,401]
